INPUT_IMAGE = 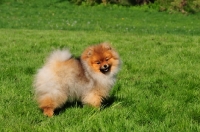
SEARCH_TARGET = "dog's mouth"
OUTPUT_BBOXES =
[100,65,110,74]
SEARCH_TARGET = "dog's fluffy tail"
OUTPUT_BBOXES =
[47,49,72,64]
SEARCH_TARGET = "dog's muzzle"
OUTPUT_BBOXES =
[100,64,110,73]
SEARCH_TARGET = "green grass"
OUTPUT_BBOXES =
[1,1,200,131]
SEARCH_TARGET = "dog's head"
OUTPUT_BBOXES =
[81,43,120,75]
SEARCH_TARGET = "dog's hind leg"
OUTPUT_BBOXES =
[38,96,55,117]
[38,93,68,117]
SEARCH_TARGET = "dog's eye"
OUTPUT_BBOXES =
[96,61,100,64]
[105,57,109,61]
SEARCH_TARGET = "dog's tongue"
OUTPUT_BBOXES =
[100,67,110,73]
[104,68,109,72]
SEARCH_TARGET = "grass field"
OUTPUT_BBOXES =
[1,0,200,131]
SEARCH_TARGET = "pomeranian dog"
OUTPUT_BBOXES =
[34,43,121,117]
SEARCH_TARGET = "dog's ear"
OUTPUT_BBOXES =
[81,47,93,59]
[86,47,93,57]
[102,43,112,50]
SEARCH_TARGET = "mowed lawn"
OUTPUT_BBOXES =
[0,1,200,131]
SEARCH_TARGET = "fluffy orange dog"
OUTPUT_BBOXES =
[34,43,121,116]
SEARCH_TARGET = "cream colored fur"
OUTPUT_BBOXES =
[34,43,121,116]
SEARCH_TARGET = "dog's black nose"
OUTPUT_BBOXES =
[103,64,108,68]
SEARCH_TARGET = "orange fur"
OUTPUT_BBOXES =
[39,97,54,117]
[34,43,121,116]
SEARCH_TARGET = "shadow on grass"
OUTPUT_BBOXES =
[54,101,83,116]
[54,95,117,115]
[101,95,117,109]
